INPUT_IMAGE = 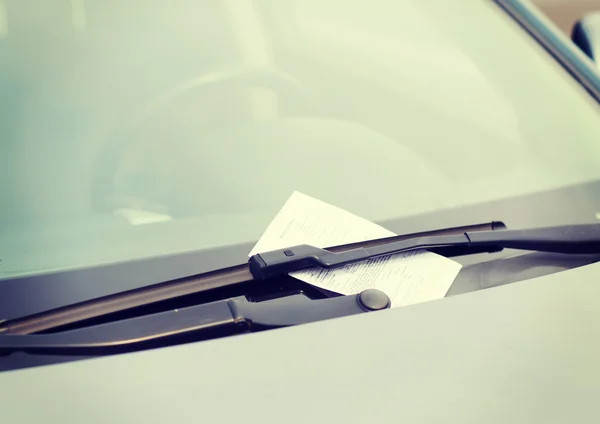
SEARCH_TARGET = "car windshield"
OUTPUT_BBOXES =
[1,0,600,278]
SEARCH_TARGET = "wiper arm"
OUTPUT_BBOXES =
[0,289,390,355]
[250,223,600,280]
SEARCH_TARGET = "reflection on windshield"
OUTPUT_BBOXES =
[1,0,600,276]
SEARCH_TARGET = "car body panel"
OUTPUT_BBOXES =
[1,261,599,423]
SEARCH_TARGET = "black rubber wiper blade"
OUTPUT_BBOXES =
[249,223,600,280]
[0,221,504,336]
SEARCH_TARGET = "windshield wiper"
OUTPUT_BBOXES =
[3,221,600,338]
[2,222,600,357]
[0,289,391,355]
[249,223,600,280]
[0,221,505,335]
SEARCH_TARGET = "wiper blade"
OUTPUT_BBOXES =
[0,221,504,336]
[250,223,600,280]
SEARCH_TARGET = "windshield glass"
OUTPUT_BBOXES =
[2,0,600,277]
